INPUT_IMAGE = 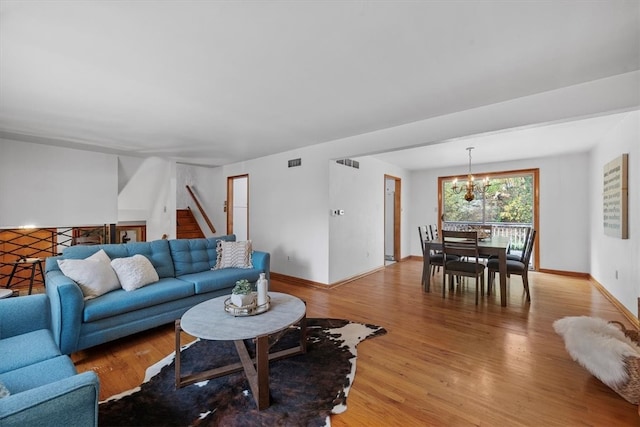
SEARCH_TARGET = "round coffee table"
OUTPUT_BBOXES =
[175,292,307,410]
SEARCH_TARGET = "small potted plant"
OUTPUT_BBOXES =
[231,279,255,307]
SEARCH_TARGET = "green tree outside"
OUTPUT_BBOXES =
[443,175,533,224]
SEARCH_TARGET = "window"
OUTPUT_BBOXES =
[438,168,539,267]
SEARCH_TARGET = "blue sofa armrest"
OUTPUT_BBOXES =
[45,271,85,355]
[0,294,50,339]
[0,371,99,427]
[252,251,270,279]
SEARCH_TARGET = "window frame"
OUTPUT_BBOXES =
[437,167,540,270]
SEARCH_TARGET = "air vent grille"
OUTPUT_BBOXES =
[288,158,302,168]
[336,159,359,169]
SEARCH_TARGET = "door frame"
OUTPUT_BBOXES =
[226,174,249,238]
[384,174,401,263]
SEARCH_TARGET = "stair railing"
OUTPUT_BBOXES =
[185,185,216,234]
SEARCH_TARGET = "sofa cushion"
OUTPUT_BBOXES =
[57,249,121,299]
[110,255,159,291]
[0,356,77,394]
[180,268,263,294]
[62,239,175,278]
[169,235,235,276]
[0,330,60,374]
[83,278,195,322]
[214,240,253,269]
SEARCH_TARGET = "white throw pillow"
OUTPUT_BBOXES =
[110,254,160,291]
[214,240,253,269]
[57,249,121,299]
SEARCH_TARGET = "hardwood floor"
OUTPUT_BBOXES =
[65,259,638,426]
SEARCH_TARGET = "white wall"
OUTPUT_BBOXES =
[590,110,639,316]
[176,146,411,285]
[0,140,175,241]
[409,152,590,273]
[0,139,118,227]
[117,156,175,240]
[183,148,332,283]
[329,156,410,283]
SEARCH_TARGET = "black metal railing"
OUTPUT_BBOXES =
[0,226,108,289]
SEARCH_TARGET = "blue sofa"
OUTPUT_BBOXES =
[45,235,270,354]
[0,294,99,426]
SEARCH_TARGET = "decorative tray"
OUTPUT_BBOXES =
[224,296,270,317]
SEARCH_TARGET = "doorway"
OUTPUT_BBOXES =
[226,175,249,241]
[384,175,401,264]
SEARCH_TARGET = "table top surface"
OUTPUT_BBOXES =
[180,292,306,341]
[427,235,511,249]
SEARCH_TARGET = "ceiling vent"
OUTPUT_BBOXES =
[288,158,302,168]
[336,158,359,169]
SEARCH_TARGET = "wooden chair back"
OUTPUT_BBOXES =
[417,226,428,255]
[428,224,438,241]
[522,229,537,266]
[441,230,480,260]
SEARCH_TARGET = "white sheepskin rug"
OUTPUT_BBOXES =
[553,316,640,388]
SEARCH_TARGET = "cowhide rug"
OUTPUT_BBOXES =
[99,318,386,426]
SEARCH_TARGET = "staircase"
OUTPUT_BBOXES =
[177,209,205,239]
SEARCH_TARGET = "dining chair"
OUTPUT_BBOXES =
[428,224,438,241]
[441,230,486,305]
[487,229,536,302]
[488,226,531,265]
[418,226,456,286]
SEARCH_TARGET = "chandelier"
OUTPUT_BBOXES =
[451,147,490,202]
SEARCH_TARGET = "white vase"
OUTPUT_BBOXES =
[257,273,268,306]
[231,293,255,307]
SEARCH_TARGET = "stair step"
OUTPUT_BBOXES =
[177,231,205,239]
[176,209,205,239]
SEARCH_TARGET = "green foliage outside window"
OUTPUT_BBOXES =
[443,175,533,223]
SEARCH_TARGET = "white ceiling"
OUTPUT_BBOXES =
[371,110,635,170]
[0,1,638,167]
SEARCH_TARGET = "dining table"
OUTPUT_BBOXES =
[423,235,511,306]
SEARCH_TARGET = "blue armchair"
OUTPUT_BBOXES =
[0,294,99,427]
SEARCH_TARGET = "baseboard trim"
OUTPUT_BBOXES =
[537,268,589,278]
[271,265,387,290]
[269,272,330,289]
[589,276,639,329]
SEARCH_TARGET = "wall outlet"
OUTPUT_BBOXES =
[615,270,619,279]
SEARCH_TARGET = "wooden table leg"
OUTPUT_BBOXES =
[499,250,507,307]
[424,245,431,292]
[175,320,182,388]
[234,337,270,410]
[255,335,270,409]
[299,315,307,353]
[176,319,307,410]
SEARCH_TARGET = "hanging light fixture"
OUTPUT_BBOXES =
[451,147,490,202]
